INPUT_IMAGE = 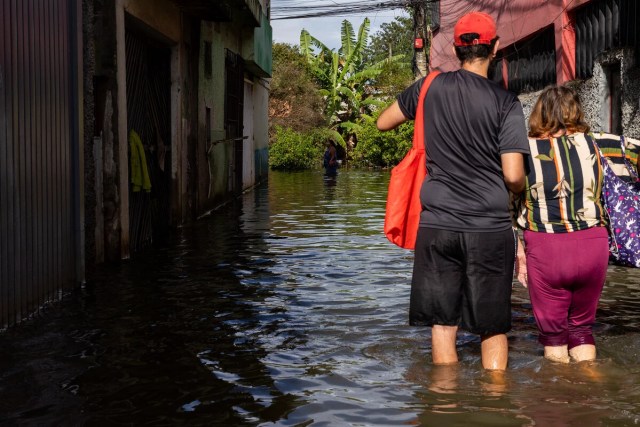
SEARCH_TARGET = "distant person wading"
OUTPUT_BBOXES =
[324,140,338,176]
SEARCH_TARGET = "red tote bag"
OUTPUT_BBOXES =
[384,71,440,249]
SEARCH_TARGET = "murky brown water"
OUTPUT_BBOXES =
[0,169,639,426]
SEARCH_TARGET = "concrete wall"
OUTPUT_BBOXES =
[200,21,239,206]
[85,0,121,263]
[578,49,640,138]
[248,2,271,184]
[198,15,270,214]
[519,50,640,140]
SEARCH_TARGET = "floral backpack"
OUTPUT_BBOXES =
[593,135,640,268]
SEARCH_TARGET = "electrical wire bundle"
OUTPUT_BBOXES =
[271,0,433,20]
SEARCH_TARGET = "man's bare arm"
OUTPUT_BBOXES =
[376,101,408,131]
[501,152,526,194]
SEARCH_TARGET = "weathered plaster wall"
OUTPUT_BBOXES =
[192,0,272,215]
[519,50,640,139]
[88,0,122,263]
[122,0,181,42]
[200,19,263,209]
[199,21,238,206]
[577,49,640,138]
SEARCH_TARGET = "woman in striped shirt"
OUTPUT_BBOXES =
[514,85,609,364]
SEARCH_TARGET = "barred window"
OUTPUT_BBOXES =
[574,0,640,79]
[502,26,556,94]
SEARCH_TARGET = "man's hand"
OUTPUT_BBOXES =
[515,238,527,288]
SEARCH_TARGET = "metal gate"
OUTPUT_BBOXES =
[125,26,171,254]
[504,26,556,94]
[225,49,244,194]
[0,0,82,327]
[575,0,640,79]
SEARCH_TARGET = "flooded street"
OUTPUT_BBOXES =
[1,169,640,426]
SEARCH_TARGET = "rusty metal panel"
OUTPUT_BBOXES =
[0,0,80,328]
[1,0,12,327]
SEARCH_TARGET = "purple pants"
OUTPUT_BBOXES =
[524,227,609,349]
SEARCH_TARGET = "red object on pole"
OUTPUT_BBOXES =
[414,38,424,49]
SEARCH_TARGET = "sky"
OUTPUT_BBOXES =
[271,2,408,50]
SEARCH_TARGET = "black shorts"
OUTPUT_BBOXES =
[409,227,515,335]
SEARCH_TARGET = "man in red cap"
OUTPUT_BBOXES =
[377,12,529,370]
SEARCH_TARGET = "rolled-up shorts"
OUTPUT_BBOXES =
[409,227,516,335]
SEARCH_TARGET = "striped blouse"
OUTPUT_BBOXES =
[513,132,607,233]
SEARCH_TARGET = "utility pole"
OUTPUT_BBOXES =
[413,0,428,79]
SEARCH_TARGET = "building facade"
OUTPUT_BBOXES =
[429,0,640,138]
[0,0,272,327]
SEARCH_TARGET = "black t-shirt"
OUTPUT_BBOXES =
[397,69,529,232]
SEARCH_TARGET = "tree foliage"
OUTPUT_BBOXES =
[269,43,325,135]
[269,126,343,171]
[299,19,401,137]
[352,110,415,168]
[269,17,422,170]
[366,15,415,98]
[366,16,414,64]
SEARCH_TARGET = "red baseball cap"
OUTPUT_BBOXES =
[454,12,497,46]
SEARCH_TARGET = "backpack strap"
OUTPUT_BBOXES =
[589,135,620,256]
[619,135,640,180]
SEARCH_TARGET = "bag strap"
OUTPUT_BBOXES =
[589,135,620,256]
[619,135,639,180]
[412,71,441,150]
[589,134,610,177]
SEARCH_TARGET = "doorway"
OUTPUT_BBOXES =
[125,22,172,253]
[604,63,622,135]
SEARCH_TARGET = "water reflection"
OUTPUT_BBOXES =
[0,170,639,425]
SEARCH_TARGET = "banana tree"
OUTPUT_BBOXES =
[300,19,402,139]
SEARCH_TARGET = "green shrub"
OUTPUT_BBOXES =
[352,113,414,168]
[269,126,324,170]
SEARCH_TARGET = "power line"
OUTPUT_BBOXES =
[273,0,580,70]
[271,0,434,20]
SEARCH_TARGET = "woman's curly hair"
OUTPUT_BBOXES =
[529,85,590,138]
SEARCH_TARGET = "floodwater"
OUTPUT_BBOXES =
[1,169,640,426]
